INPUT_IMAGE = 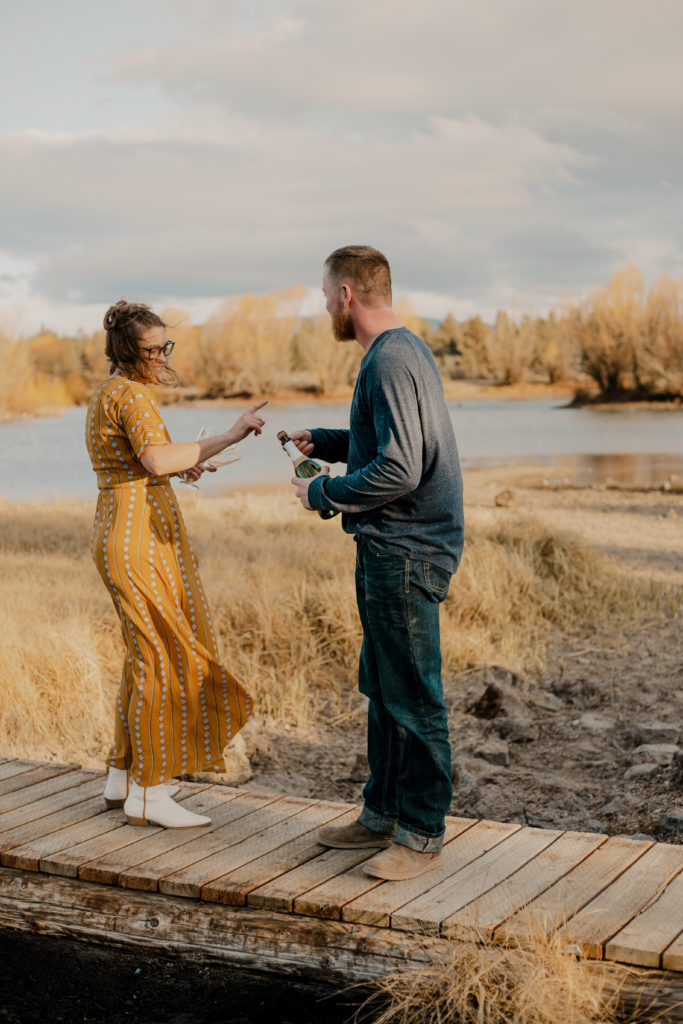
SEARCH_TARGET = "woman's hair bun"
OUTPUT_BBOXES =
[103,300,152,331]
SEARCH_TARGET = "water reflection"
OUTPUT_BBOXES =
[468,452,683,487]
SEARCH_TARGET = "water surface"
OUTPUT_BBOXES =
[2,398,682,501]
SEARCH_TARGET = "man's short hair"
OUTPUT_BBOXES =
[324,246,392,304]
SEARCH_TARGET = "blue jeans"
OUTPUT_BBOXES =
[354,540,453,853]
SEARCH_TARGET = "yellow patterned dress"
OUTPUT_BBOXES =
[86,373,252,786]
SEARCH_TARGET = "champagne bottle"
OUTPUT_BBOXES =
[277,430,339,520]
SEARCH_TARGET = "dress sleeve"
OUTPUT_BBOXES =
[115,383,171,458]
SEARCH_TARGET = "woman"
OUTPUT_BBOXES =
[86,300,267,828]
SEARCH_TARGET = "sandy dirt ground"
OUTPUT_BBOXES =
[236,465,683,843]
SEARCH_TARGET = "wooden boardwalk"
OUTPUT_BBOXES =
[1,756,682,989]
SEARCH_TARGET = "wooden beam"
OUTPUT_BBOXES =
[0,866,681,1020]
[0,865,443,984]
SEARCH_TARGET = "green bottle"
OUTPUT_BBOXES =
[277,430,339,520]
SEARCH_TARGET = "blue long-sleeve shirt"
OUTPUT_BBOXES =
[307,327,464,574]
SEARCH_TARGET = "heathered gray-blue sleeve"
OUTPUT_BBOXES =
[308,428,349,464]
[307,347,423,513]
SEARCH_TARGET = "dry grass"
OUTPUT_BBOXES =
[352,930,657,1024]
[0,489,678,768]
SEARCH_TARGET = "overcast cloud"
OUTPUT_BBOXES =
[0,0,682,334]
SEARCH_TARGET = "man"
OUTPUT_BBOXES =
[289,245,464,881]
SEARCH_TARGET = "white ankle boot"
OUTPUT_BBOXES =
[123,781,211,828]
[103,767,130,809]
[103,768,179,808]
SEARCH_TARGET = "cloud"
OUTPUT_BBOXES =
[108,0,683,124]
[1,0,682,333]
[0,114,588,303]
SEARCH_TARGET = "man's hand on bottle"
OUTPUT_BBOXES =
[289,429,314,456]
[291,466,330,510]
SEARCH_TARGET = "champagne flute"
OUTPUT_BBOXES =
[178,427,241,485]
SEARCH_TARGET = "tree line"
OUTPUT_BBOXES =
[1,268,681,418]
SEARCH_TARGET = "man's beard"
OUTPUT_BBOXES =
[332,306,356,342]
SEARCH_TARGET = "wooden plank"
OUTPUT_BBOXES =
[605,867,683,968]
[248,845,376,913]
[0,763,77,798]
[374,820,521,933]
[118,791,282,892]
[558,843,683,959]
[0,760,49,785]
[293,860,381,920]
[2,809,124,872]
[202,802,357,906]
[442,830,607,941]
[0,767,91,815]
[342,818,479,927]
[392,826,558,935]
[0,773,103,833]
[496,836,653,945]
[42,821,168,878]
[0,793,107,852]
[300,818,477,924]
[159,796,317,898]
[78,785,240,885]
[664,929,683,972]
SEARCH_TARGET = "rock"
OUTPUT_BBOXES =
[467,678,526,720]
[471,782,525,822]
[631,744,680,766]
[451,756,479,789]
[242,731,279,772]
[494,489,515,507]
[347,753,369,783]
[530,691,565,712]
[474,738,510,767]
[632,719,680,745]
[623,763,661,779]
[551,676,600,702]
[658,807,683,834]
[576,712,615,732]
[222,733,252,785]
[599,795,634,816]
[451,753,505,789]
[493,716,540,743]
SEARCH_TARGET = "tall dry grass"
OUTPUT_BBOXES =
[354,930,651,1024]
[0,490,677,769]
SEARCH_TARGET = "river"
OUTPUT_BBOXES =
[1,398,683,502]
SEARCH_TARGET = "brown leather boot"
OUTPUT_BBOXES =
[318,818,394,849]
[363,844,443,880]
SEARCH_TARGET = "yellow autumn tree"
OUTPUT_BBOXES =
[201,285,307,396]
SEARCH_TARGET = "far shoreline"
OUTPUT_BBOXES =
[4,378,683,426]
[0,381,580,426]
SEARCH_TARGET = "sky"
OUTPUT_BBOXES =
[1,0,682,336]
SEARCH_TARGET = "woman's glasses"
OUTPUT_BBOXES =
[141,340,175,359]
